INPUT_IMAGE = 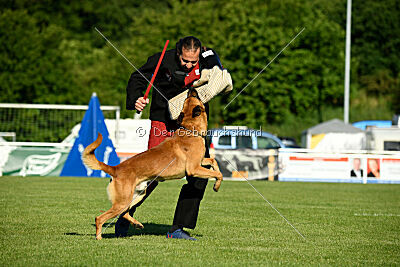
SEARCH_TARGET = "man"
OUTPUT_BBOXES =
[118,36,224,240]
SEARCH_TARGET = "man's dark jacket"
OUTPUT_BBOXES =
[126,48,222,123]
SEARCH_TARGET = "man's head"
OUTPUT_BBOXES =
[176,36,201,72]
[353,158,361,170]
[368,158,379,172]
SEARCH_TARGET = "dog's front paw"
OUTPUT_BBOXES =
[213,182,221,192]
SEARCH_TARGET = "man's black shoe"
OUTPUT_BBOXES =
[115,216,130,237]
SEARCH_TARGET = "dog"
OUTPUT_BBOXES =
[82,88,223,240]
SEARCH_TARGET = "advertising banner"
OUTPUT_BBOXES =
[213,149,279,180]
[279,151,400,183]
[0,145,70,176]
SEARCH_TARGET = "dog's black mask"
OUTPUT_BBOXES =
[177,112,184,125]
[192,105,201,118]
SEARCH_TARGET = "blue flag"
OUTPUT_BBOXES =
[60,93,120,177]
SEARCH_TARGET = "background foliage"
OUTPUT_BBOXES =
[1,0,399,141]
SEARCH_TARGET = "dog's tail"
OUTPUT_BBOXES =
[82,133,116,177]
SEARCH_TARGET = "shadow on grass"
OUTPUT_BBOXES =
[65,222,200,239]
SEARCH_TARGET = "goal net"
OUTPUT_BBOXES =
[0,103,120,143]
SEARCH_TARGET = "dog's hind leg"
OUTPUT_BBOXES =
[95,179,137,240]
[95,202,131,240]
[122,212,144,229]
[121,181,147,229]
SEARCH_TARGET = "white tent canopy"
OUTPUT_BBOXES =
[302,119,365,151]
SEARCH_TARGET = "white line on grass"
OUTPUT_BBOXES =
[96,158,176,239]
[222,155,306,241]
[354,213,400,217]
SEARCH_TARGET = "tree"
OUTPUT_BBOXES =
[0,9,75,104]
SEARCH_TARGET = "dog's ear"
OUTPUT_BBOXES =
[177,112,184,125]
[192,105,202,118]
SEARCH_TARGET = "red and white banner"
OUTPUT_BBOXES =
[279,150,400,183]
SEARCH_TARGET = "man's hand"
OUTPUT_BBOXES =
[135,97,149,112]
[193,69,210,88]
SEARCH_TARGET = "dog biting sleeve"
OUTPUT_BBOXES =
[168,66,233,120]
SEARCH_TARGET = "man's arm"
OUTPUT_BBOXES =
[126,52,161,110]
[200,48,223,70]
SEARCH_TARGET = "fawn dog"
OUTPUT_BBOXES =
[82,89,223,240]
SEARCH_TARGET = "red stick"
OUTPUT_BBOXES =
[143,40,169,99]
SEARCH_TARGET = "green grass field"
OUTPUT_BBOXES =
[0,176,399,266]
